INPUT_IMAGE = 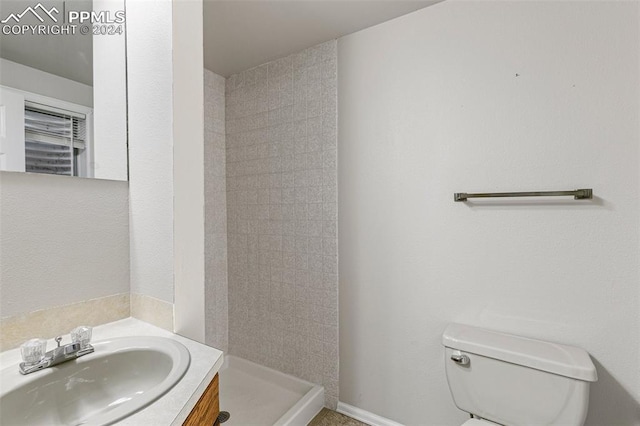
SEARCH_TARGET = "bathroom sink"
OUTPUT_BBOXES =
[0,336,190,426]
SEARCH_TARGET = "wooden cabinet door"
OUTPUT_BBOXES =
[183,373,219,426]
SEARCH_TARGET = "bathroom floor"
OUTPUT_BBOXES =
[308,409,367,426]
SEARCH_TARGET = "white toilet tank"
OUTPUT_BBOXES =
[442,324,598,426]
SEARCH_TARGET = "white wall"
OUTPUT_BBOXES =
[0,171,129,318]
[338,2,639,425]
[0,58,92,107]
[172,0,205,343]
[92,0,128,181]
[126,0,174,303]
[0,11,129,320]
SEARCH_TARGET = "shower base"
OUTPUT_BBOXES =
[218,355,324,426]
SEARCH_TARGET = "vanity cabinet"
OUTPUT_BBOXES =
[183,373,219,426]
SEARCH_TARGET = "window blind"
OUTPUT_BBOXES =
[24,102,86,176]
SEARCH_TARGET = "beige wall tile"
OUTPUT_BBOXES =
[0,293,130,351]
[130,293,173,332]
[225,40,338,409]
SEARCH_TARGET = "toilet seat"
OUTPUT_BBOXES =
[461,418,500,426]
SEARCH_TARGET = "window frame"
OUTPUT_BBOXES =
[0,85,94,178]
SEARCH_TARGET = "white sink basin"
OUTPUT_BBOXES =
[0,336,190,425]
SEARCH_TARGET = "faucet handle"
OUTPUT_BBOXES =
[55,336,63,347]
[70,326,92,349]
[20,338,47,365]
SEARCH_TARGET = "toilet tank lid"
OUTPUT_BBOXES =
[442,323,597,382]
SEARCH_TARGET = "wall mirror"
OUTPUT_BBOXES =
[0,0,127,181]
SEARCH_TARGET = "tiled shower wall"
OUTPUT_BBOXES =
[204,69,229,352]
[225,40,339,407]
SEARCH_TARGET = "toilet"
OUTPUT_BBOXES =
[442,323,598,426]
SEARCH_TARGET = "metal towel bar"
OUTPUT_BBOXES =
[454,189,593,202]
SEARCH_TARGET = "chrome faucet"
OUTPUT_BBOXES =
[19,330,94,375]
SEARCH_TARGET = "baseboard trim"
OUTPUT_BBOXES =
[336,402,404,426]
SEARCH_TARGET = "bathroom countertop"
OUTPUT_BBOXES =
[0,317,224,425]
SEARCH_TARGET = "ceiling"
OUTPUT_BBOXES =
[0,0,93,86]
[204,0,441,77]
[1,1,441,84]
